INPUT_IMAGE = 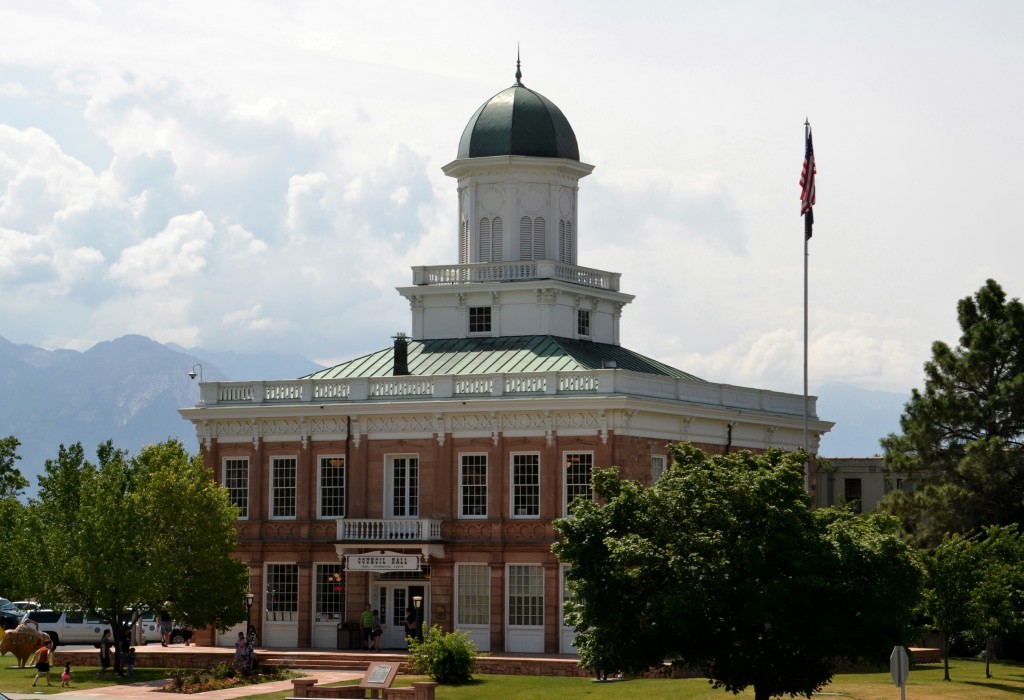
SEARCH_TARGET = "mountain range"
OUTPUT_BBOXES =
[0,334,322,489]
[0,334,907,490]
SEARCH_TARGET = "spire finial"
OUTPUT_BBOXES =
[515,44,522,85]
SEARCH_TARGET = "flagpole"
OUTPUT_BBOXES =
[802,118,810,492]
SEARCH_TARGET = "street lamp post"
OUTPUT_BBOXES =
[188,363,205,405]
[412,595,423,642]
[245,592,254,633]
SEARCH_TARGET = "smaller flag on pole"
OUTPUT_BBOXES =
[800,126,816,239]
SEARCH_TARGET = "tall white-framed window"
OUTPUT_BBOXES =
[577,309,591,337]
[265,563,299,622]
[511,453,540,518]
[456,563,490,626]
[386,455,419,518]
[651,455,667,484]
[559,563,578,653]
[507,564,544,627]
[270,457,297,519]
[223,457,249,519]
[319,456,346,518]
[564,452,594,516]
[460,454,488,518]
[314,563,345,623]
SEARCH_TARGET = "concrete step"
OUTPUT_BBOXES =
[260,653,406,671]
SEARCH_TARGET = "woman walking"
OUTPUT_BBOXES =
[30,639,53,686]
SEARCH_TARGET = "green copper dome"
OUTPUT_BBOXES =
[457,71,580,161]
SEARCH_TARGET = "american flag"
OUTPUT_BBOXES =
[800,129,815,239]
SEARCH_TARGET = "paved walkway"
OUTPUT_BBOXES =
[7,669,362,700]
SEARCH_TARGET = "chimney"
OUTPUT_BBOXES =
[393,332,409,376]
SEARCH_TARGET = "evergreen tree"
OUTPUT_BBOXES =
[882,279,1024,546]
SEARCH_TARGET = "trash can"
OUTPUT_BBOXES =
[337,621,361,649]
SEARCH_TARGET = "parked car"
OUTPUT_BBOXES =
[27,609,107,647]
[0,599,25,630]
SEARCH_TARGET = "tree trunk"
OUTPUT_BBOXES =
[943,630,951,681]
[986,633,992,679]
[753,682,771,700]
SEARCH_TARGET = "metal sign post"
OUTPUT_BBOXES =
[890,645,909,700]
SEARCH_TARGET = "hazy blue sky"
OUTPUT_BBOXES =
[1,1,1021,397]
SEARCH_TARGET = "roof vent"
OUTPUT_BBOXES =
[602,360,617,369]
[393,332,410,376]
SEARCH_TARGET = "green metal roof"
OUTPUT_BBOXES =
[304,336,702,381]
[457,83,580,161]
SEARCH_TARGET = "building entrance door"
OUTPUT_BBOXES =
[377,583,426,649]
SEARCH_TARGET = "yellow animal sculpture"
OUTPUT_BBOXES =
[0,620,50,668]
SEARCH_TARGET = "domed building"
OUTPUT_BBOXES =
[180,63,831,655]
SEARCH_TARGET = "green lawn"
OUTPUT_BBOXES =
[246,659,1024,700]
[6,658,1024,699]
[0,662,172,693]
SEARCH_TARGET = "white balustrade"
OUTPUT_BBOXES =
[195,370,816,418]
[412,260,618,290]
[337,519,443,541]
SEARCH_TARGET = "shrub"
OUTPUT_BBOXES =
[406,624,481,685]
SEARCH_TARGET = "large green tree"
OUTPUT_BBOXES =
[924,526,1024,681]
[882,279,1024,546]
[553,442,921,700]
[923,532,982,681]
[972,526,1024,679]
[24,439,248,650]
[0,436,29,596]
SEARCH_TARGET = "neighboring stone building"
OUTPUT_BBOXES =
[815,456,915,513]
[179,64,832,653]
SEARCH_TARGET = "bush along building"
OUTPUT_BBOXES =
[179,63,833,653]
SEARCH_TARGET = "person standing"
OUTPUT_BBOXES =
[126,648,136,678]
[234,631,246,663]
[360,604,374,650]
[242,625,258,670]
[60,661,71,687]
[30,639,53,686]
[370,610,383,651]
[404,607,418,646]
[97,630,114,678]
[158,606,172,646]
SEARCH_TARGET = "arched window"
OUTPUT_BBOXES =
[519,216,547,260]
[533,217,546,259]
[559,220,574,264]
[478,217,503,262]
[480,217,491,262]
[492,217,503,261]
[460,218,469,265]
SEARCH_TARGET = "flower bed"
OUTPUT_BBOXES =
[159,662,299,694]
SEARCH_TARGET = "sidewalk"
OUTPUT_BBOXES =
[6,670,362,700]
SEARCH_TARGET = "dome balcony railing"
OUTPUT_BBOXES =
[411,260,620,291]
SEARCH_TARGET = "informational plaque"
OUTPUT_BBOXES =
[360,662,399,690]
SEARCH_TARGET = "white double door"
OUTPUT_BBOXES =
[376,583,427,650]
